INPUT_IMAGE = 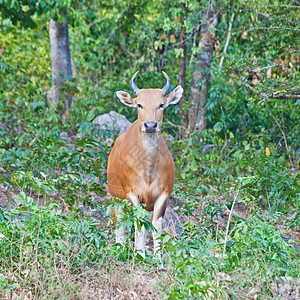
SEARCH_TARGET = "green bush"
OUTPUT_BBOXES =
[0,194,106,297]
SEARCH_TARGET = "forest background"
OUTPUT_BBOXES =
[0,0,299,299]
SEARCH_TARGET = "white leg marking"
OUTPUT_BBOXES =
[153,216,164,256]
[115,206,126,244]
[135,223,146,258]
[152,194,168,257]
[128,193,139,206]
[128,193,147,258]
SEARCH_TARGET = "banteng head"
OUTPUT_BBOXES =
[116,71,183,134]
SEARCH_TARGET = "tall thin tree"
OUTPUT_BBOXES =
[178,2,188,138]
[49,14,73,123]
[188,1,218,133]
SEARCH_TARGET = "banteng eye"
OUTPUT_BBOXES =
[159,103,164,108]
[137,104,143,109]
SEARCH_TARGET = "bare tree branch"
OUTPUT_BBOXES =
[263,5,300,9]
[253,9,272,21]
[219,12,235,70]
[234,27,300,34]
[233,69,300,100]
[237,64,294,74]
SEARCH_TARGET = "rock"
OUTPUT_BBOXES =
[101,136,114,147]
[168,195,184,208]
[202,144,215,155]
[79,206,105,220]
[93,111,132,134]
[59,131,70,140]
[163,206,183,236]
[270,277,300,300]
[149,278,157,285]
[164,134,174,143]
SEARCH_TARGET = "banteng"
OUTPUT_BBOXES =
[107,71,183,257]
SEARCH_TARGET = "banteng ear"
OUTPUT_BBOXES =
[116,91,136,108]
[165,85,183,107]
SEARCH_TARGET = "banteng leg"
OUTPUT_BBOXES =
[128,193,147,258]
[152,194,168,257]
[112,205,126,244]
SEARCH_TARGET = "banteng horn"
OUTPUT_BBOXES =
[131,71,140,95]
[161,71,171,95]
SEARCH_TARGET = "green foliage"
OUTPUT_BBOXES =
[231,213,298,275]
[106,198,154,234]
[0,193,106,296]
[172,120,299,219]
[103,198,158,261]
[0,193,106,256]
[161,225,225,298]
[159,210,299,298]
[0,132,108,207]
[235,150,299,212]
[0,0,82,27]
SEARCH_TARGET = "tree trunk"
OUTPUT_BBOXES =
[178,3,188,138]
[49,15,72,123]
[188,3,218,133]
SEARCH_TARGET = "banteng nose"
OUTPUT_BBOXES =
[144,121,158,133]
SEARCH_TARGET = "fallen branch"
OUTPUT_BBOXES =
[223,190,238,255]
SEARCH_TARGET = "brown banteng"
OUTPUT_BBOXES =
[107,71,183,257]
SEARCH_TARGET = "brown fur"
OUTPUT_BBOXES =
[107,89,176,223]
